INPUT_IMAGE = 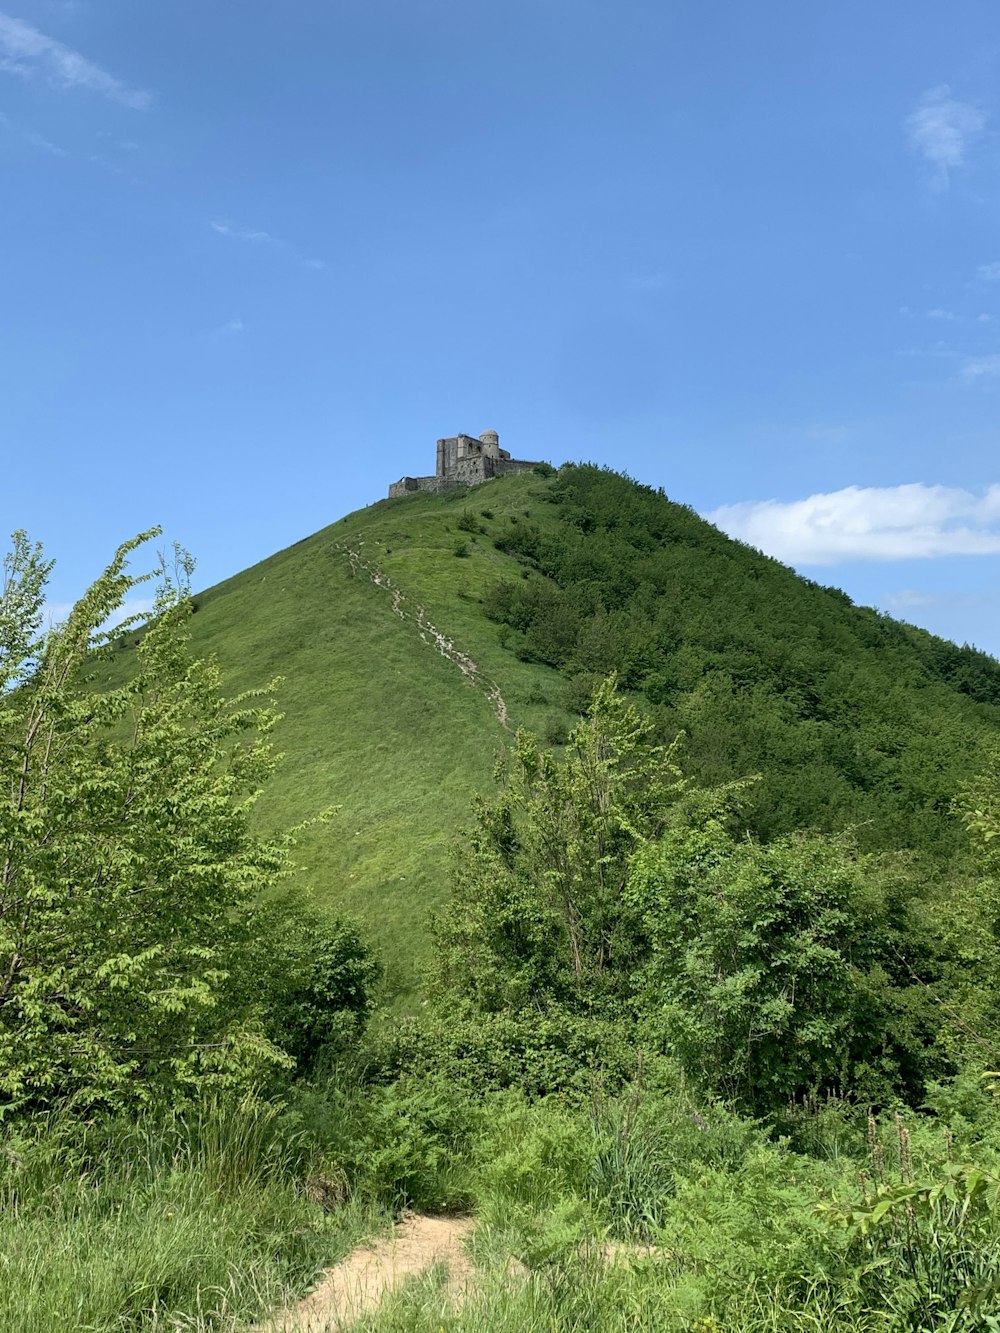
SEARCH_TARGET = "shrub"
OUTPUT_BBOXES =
[256,911,381,1074]
[544,713,569,745]
[820,1115,1000,1328]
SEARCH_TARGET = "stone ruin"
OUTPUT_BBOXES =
[388,430,540,498]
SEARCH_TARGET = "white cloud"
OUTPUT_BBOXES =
[884,587,996,615]
[210,218,326,271]
[905,85,985,186]
[707,482,1000,564]
[961,354,1000,381]
[211,220,271,244]
[0,11,149,107]
[978,262,1000,281]
[24,125,64,154]
[926,307,956,321]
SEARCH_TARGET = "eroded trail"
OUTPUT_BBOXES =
[260,1213,475,1331]
[336,542,509,729]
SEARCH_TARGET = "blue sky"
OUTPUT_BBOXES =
[2,0,1000,655]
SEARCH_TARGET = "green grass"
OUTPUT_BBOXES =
[105,475,569,998]
[9,1070,1000,1330]
[0,1098,382,1333]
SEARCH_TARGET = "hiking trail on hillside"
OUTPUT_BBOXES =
[336,542,509,729]
[259,1212,475,1331]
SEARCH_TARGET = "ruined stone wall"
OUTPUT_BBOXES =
[493,459,537,479]
[388,475,451,498]
[449,456,489,487]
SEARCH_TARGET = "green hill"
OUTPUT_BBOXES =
[124,465,999,994]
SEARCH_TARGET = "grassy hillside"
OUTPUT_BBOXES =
[114,465,999,994]
[154,475,572,993]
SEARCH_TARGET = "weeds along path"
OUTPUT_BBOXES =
[260,1213,475,1331]
[335,542,510,729]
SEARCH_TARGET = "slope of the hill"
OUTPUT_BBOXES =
[115,465,999,994]
[481,465,1000,858]
[166,475,576,993]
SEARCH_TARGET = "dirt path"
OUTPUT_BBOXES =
[260,1213,476,1331]
[335,541,510,729]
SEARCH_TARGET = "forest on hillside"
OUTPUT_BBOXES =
[481,464,1000,856]
[4,488,1000,1331]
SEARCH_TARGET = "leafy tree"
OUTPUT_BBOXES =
[628,829,937,1111]
[433,675,939,1109]
[0,529,307,1113]
[256,909,380,1074]
[433,677,686,1016]
[929,746,1000,1061]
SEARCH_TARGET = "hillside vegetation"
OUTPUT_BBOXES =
[125,464,1000,990]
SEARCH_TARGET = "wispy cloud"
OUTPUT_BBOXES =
[905,85,985,187]
[0,107,65,154]
[209,316,245,338]
[707,483,1000,564]
[210,219,326,271]
[961,354,1000,381]
[0,11,149,108]
[978,262,1000,282]
[211,220,271,244]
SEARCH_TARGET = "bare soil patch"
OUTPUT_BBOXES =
[260,1213,475,1332]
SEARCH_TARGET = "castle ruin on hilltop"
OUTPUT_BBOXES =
[389,430,539,498]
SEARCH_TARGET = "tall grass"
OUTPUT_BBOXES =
[0,1097,373,1333]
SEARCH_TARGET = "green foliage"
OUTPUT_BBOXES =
[433,675,943,1111]
[250,907,381,1074]
[0,1098,371,1332]
[483,465,1000,862]
[629,829,939,1111]
[433,678,686,1016]
[959,743,1000,870]
[543,711,569,745]
[125,466,1000,995]
[321,1073,481,1212]
[373,1004,642,1098]
[820,1114,1000,1328]
[457,510,484,534]
[0,531,297,1113]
